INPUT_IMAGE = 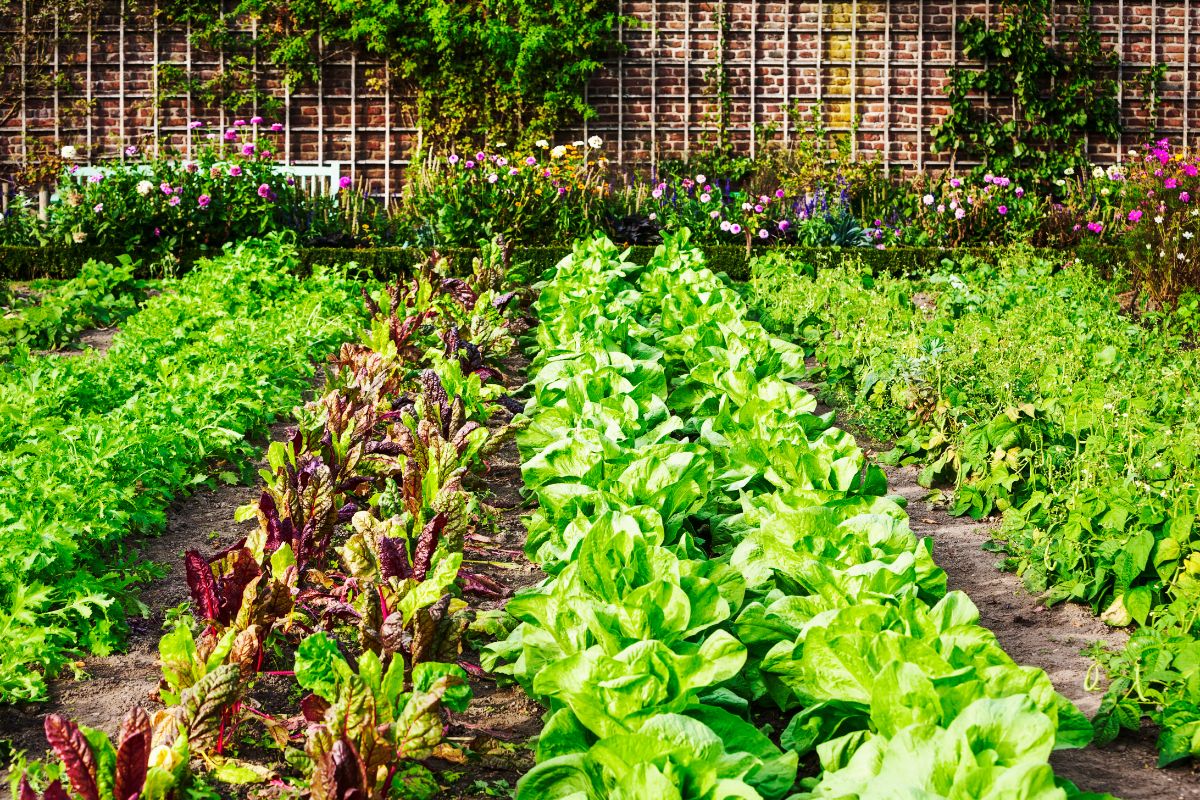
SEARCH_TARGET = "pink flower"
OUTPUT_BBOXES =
[93,203,103,213]
[949,178,961,188]
[448,154,459,164]
[508,167,519,176]
[525,156,537,166]
[242,143,256,156]
[339,176,352,190]
[1087,221,1104,234]
[234,119,247,126]
[487,173,499,184]
[709,210,720,219]
[754,204,764,213]
[125,145,138,157]
[87,174,102,183]
[1014,187,1024,198]
[189,120,204,129]
[730,223,742,235]
[260,149,272,159]
[1165,177,1179,189]
[758,228,769,239]
[557,187,566,195]
[1182,192,1192,203]
[270,123,284,132]
[250,116,264,125]
[998,205,1008,215]
[778,220,790,231]
[229,165,242,177]
[775,189,785,199]
[160,182,173,195]
[464,160,475,169]
[198,194,211,208]
[168,195,181,206]
[699,193,712,203]
[224,130,237,142]
[257,183,271,198]
[475,151,486,161]
[1128,210,1143,222]
[1185,164,1198,177]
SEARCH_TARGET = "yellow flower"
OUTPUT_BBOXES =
[149,745,176,771]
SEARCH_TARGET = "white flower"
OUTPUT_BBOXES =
[696,174,707,184]
[1055,179,1066,186]
[1107,165,1124,179]
[1129,149,1139,157]
[551,145,566,159]
[699,193,711,203]
[648,212,657,220]
[741,202,752,211]
[535,139,549,148]
[923,194,934,206]
[72,230,87,243]
[1064,167,1075,175]
[587,135,603,148]
[1184,231,1194,239]
[494,141,508,148]
[572,140,585,147]
[1155,215,1164,224]
[60,145,77,159]
[1101,188,1110,196]
[1092,166,1105,178]
[136,180,154,196]
[1178,253,1187,260]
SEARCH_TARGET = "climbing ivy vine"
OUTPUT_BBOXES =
[931,0,1158,180]
[160,0,625,147]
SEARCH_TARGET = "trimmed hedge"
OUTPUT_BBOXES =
[3,242,1122,283]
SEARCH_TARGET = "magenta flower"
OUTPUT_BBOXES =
[1087,221,1104,234]
[250,116,264,125]
[234,119,246,127]
[1165,177,1179,189]
[224,130,237,142]
[257,183,271,198]
[189,120,204,129]
[779,220,790,231]
[1182,192,1192,203]
[950,178,961,188]
[87,174,102,184]
[1128,210,1143,222]
[475,151,486,161]
[775,189,785,199]
[270,123,284,132]
[557,187,566,196]
[125,145,138,157]
[242,143,256,156]
[168,196,181,206]
[998,205,1008,215]
[1185,164,1199,177]
[160,182,173,195]
[464,160,475,169]
[339,176,352,190]
[525,156,537,166]
[754,204,764,213]
[154,227,161,237]
[508,167,519,176]
[198,194,211,208]
[229,165,242,177]
[1015,187,1025,198]
[730,223,742,235]
[260,149,272,159]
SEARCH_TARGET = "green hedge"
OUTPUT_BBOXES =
[2,242,1123,283]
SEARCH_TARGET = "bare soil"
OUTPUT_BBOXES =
[807,368,1200,799]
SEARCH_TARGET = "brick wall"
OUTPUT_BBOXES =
[0,0,1193,196]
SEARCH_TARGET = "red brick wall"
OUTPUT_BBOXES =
[0,0,1193,195]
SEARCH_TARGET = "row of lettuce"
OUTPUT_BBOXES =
[747,248,1200,766]
[14,239,530,798]
[482,233,1110,799]
[0,237,367,702]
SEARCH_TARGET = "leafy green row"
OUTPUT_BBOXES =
[484,232,1108,798]
[0,257,151,358]
[747,248,1200,765]
[0,235,366,703]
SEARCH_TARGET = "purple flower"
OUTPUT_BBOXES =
[154,227,161,236]
[257,183,271,198]
[270,123,284,132]
[525,156,537,166]
[286,177,295,186]
[339,176,352,190]
[250,116,264,125]
[198,194,211,208]
[234,119,247,126]
[778,220,790,231]
[229,165,242,177]
[998,205,1008,215]
[949,178,961,189]
[508,167,519,176]
[1015,187,1025,198]
[242,143,256,156]
[448,154,459,164]
[168,195,181,206]
[160,182,173,195]
[125,145,138,157]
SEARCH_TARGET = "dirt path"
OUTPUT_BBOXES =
[0,479,261,792]
[857,443,1200,798]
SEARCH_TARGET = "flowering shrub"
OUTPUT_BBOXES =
[1118,139,1200,306]
[405,139,610,246]
[45,120,328,266]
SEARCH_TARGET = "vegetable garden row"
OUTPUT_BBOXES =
[1,231,1193,799]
